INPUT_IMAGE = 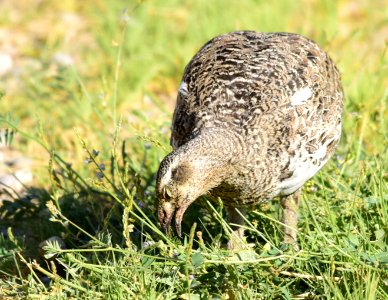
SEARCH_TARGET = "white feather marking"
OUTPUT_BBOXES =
[277,144,329,196]
[277,162,322,196]
[179,81,188,96]
[161,169,172,187]
[291,87,313,106]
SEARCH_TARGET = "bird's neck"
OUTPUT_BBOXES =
[173,128,243,188]
[181,127,241,156]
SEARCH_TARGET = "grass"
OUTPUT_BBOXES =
[0,0,387,298]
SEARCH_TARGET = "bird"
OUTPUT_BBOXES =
[156,31,343,249]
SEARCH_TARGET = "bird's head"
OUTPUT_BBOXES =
[156,153,197,237]
[156,151,222,237]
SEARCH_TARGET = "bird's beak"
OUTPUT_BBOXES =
[158,202,175,234]
[174,205,189,238]
[158,200,192,238]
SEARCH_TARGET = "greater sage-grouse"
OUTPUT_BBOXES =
[156,31,343,249]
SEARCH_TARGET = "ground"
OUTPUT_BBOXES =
[0,0,387,299]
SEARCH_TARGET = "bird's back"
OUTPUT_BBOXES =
[170,31,343,203]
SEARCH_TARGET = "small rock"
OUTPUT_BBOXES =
[0,53,13,76]
[51,52,74,67]
[0,154,33,200]
[39,236,67,260]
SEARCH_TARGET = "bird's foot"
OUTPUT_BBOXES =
[227,227,248,251]
[282,236,300,252]
[226,207,248,251]
[281,191,301,251]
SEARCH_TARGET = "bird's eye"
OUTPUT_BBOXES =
[163,186,173,200]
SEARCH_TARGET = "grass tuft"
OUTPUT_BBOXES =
[0,0,387,298]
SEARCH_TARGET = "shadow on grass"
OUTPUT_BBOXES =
[0,184,137,276]
[0,178,282,278]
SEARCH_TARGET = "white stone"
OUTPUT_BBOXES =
[0,53,13,76]
[52,52,74,66]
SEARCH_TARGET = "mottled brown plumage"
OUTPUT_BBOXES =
[156,31,343,248]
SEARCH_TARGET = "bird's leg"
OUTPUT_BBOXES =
[280,190,300,248]
[226,207,247,250]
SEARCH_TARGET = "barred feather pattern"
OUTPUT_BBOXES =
[158,31,343,209]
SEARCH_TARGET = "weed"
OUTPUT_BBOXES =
[0,0,387,299]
